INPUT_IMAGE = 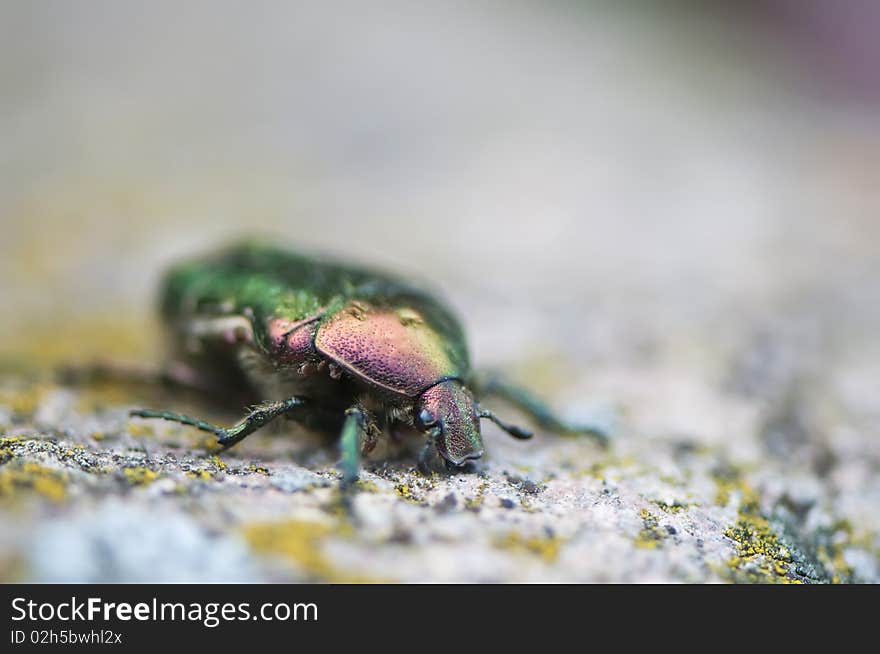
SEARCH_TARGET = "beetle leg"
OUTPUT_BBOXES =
[362,418,383,455]
[417,437,446,475]
[130,397,307,449]
[339,407,366,488]
[217,398,308,448]
[473,375,609,446]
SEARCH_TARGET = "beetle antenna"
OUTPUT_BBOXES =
[477,408,533,440]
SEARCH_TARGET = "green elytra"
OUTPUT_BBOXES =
[160,242,467,361]
[129,240,607,487]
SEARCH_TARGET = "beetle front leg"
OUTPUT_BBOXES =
[417,436,461,475]
[417,438,442,475]
[338,405,383,488]
[473,374,609,446]
[339,407,365,488]
[130,396,306,449]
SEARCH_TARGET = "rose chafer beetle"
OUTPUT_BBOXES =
[130,241,606,486]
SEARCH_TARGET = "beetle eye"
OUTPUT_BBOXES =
[417,409,437,429]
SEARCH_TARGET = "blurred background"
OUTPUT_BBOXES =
[1,0,878,583]
[1,0,877,363]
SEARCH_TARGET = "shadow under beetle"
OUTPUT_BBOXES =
[128,241,607,487]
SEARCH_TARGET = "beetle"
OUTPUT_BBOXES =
[129,240,606,486]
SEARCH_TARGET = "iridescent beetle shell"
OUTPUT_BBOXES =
[131,240,606,483]
[313,304,483,464]
[156,240,493,466]
[314,303,465,397]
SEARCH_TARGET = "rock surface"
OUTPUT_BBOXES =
[1,328,877,583]
[1,2,878,583]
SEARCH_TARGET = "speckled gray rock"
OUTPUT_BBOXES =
[0,364,876,583]
[28,501,256,583]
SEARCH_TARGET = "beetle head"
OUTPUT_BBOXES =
[415,380,535,467]
[415,380,484,466]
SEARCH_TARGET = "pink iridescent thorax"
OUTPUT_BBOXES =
[314,303,461,397]
[266,316,320,363]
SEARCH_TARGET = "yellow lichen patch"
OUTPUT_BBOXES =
[816,520,856,584]
[586,462,607,481]
[723,512,798,583]
[123,467,158,486]
[0,462,68,503]
[247,465,270,476]
[185,469,214,481]
[0,438,23,464]
[713,466,760,511]
[0,385,49,419]
[210,456,227,471]
[494,531,564,563]
[711,467,803,583]
[242,520,374,582]
[519,496,537,513]
[652,500,690,514]
[197,436,224,453]
[127,424,155,440]
[635,509,669,550]
[394,482,423,505]
[354,480,378,493]
[464,481,490,512]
